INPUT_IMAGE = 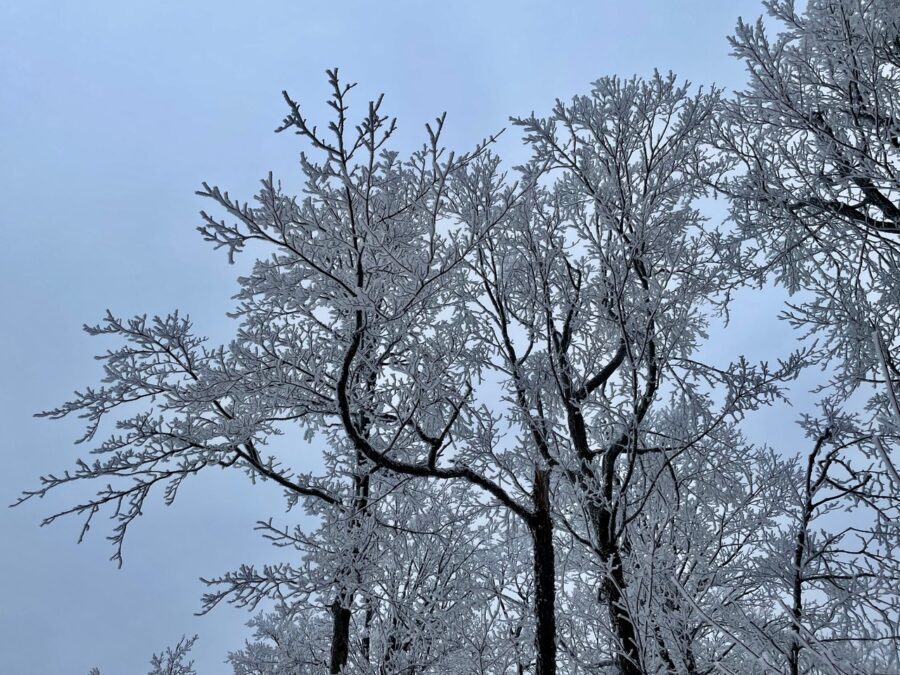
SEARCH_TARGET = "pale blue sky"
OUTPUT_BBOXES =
[1,1,798,673]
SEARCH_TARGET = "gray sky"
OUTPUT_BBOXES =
[1,1,798,673]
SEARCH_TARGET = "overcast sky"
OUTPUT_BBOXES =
[0,1,803,673]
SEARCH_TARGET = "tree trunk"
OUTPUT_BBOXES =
[552,349,645,675]
[789,434,830,675]
[330,447,372,673]
[362,597,373,665]
[592,502,644,675]
[789,500,810,675]
[330,594,353,674]
[605,547,643,675]
[531,468,557,675]
[788,523,806,675]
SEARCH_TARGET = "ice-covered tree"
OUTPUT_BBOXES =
[717,2,900,671]
[21,4,900,666]
[719,0,900,407]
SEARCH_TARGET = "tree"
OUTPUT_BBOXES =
[19,70,514,673]
[718,1,900,672]
[208,476,523,674]
[719,0,900,410]
[782,413,900,674]
[20,4,900,668]
[89,635,198,675]
[21,69,578,673]
[486,72,804,674]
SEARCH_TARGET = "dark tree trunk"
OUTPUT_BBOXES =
[362,597,373,664]
[604,547,643,675]
[789,433,830,675]
[790,485,813,675]
[330,594,353,674]
[550,340,646,675]
[652,620,678,674]
[330,446,372,673]
[592,501,644,675]
[789,536,804,675]
[653,594,701,675]
[531,468,557,675]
